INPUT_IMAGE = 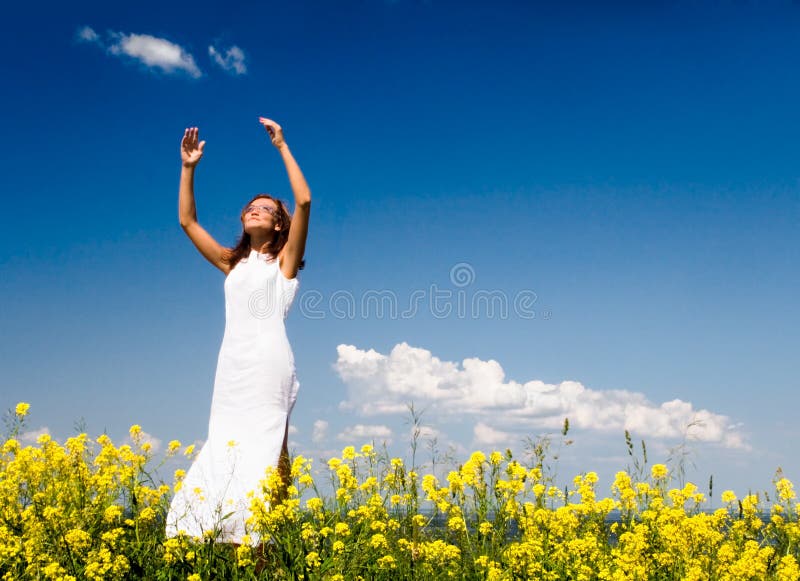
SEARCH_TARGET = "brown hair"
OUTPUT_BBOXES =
[223,193,307,270]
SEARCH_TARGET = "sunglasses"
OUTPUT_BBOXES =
[244,204,280,218]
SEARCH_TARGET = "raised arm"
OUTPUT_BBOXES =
[178,127,230,275]
[259,117,311,280]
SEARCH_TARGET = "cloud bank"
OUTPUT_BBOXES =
[334,342,748,450]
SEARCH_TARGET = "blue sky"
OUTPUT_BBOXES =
[1,0,798,497]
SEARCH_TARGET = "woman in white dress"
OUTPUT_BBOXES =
[166,118,311,546]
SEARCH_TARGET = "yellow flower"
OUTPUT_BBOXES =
[342,446,357,460]
[777,555,800,581]
[236,543,254,567]
[651,464,668,480]
[370,533,388,549]
[2,439,19,454]
[305,551,321,568]
[129,424,142,438]
[18,415,800,581]
[447,470,464,494]
[138,507,156,523]
[360,476,379,492]
[300,523,317,542]
[447,516,467,533]
[184,444,196,456]
[14,402,30,417]
[103,505,123,523]
[776,478,797,503]
[335,522,351,536]
[469,450,487,464]
[422,474,439,495]
[64,528,92,552]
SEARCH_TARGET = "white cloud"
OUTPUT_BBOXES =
[106,31,201,78]
[209,45,247,75]
[413,425,440,440]
[334,342,748,450]
[473,422,512,446]
[19,426,50,444]
[75,26,100,44]
[288,424,298,435]
[337,424,393,444]
[312,420,328,444]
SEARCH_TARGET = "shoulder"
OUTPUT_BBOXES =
[276,251,299,282]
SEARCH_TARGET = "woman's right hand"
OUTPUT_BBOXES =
[181,127,206,167]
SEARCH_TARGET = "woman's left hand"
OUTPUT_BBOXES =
[259,117,285,149]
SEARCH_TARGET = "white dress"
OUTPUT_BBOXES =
[166,249,301,545]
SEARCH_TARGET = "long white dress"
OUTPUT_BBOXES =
[166,249,300,545]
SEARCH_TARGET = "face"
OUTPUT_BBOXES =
[242,198,281,233]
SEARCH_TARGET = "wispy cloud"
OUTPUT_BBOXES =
[75,25,202,78]
[75,26,100,44]
[413,425,440,440]
[19,426,51,444]
[209,45,247,75]
[337,424,393,444]
[312,420,329,444]
[334,342,748,450]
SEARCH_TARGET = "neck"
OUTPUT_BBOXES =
[249,232,275,253]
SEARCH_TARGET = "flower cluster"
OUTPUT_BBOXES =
[1,403,799,580]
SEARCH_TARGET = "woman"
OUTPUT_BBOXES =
[166,118,311,546]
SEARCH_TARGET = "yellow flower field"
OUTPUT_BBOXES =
[1,404,798,580]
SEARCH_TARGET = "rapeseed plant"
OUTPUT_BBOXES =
[1,403,798,580]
